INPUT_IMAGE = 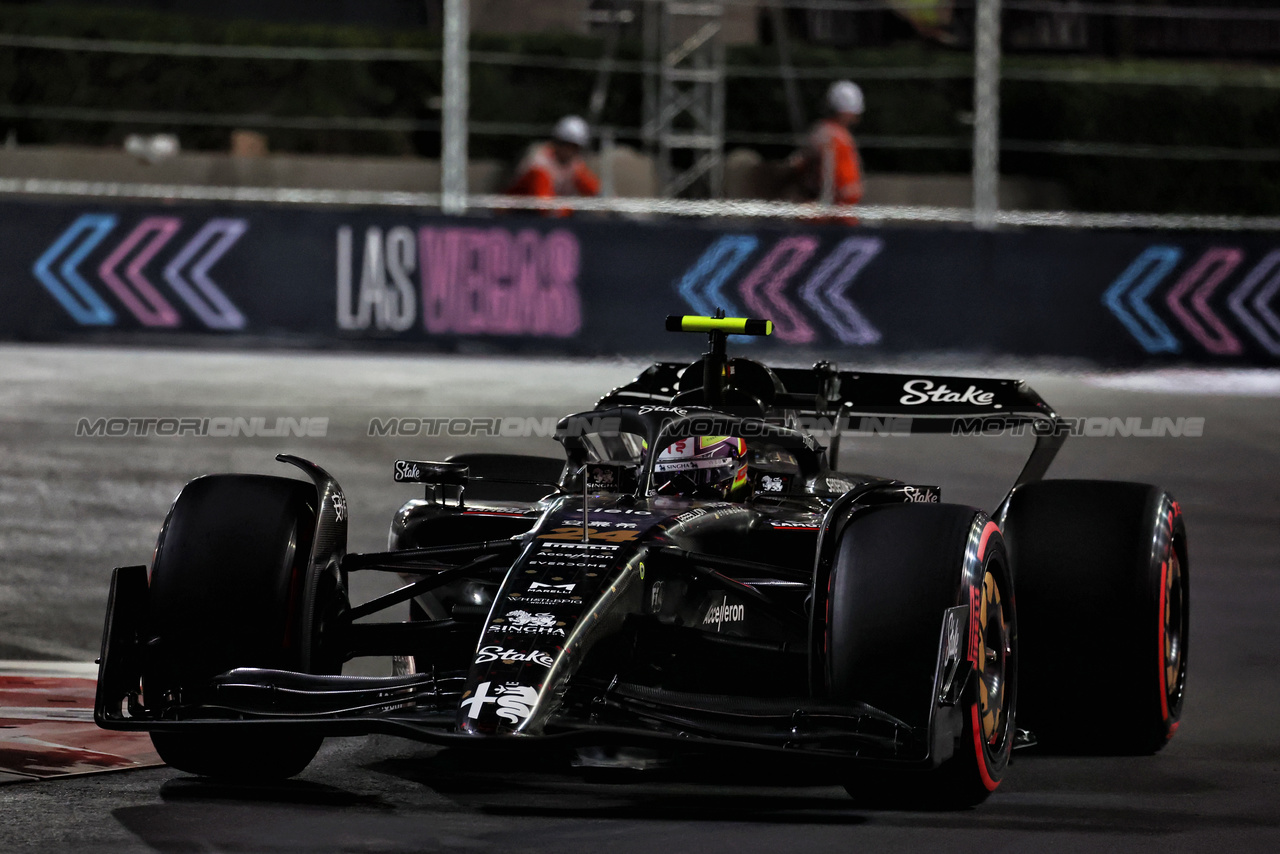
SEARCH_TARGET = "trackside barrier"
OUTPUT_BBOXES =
[2,196,1279,365]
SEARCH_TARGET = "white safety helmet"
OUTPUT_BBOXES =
[552,115,590,148]
[826,80,865,116]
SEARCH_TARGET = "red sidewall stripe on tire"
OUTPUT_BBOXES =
[976,520,1000,562]
[971,704,1000,792]
[970,519,1003,791]
[1157,507,1175,724]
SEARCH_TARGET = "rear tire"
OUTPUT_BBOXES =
[825,504,1016,808]
[1000,480,1188,754]
[144,474,343,780]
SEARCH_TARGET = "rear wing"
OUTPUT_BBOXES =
[597,361,1070,487]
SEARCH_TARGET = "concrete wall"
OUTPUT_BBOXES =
[722,147,1071,211]
[0,144,1068,210]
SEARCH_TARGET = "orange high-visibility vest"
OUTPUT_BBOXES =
[801,118,864,206]
[505,143,600,216]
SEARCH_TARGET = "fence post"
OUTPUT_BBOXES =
[442,0,469,215]
[973,0,1002,229]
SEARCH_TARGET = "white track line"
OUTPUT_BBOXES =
[0,660,98,677]
[1084,369,1280,397]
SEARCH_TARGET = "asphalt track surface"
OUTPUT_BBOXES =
[1,344,1278,853]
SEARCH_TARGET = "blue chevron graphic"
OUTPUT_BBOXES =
[674,235,758,317]
[33,214,119,325]
[1102,246,1183,354]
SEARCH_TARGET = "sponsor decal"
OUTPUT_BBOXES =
[475,646,555,667]
[393,460,422,481]
[505,610,556,627]
[511,578,584,605]
[650,580,664,612]
[703,596,745,632]
[538,526,640,543]
[968,584,982,664]
[638,405,689,416]
[330,491,348,523]
[770,520,820,530]
[525,559,607,569]
[904,485,940,503]
[489,610,567,636]
[459,681,539,725]
[528,582,575,593]
[899,379,996,407]
[946,609,964,662]
[759,474,786,493]
[537,540,622,551]
[584,463,638,493]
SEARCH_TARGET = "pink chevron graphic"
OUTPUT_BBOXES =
[1164,247,1243,355]
[737,236,818,344]
[1227,250,1280,357]
[97,217,182,327]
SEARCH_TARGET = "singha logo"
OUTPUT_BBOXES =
[507,610,556,627]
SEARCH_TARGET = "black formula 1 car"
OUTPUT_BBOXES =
[95,315,1189,807]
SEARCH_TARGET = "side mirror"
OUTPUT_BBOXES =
[393,459,469,506]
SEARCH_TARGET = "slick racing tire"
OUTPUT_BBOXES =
[999,480,1188,754]
[825,504,1016,809]
[144,474,344,780]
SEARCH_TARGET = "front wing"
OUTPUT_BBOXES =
[96,565,971,770]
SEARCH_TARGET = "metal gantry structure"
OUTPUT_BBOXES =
[642,1,727,199]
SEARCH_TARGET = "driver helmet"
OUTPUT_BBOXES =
[653,436,748,499]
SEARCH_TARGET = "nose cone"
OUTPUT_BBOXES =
[457,679,544,735]
[454,497,659,735]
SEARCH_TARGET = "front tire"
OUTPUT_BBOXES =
[144,474,342,780]
[825,504,1016,808]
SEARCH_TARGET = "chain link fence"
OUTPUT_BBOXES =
[1,0,1278,226]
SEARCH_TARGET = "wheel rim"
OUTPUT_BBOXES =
[975,569,1011,748]
[1164,549,1186,708]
